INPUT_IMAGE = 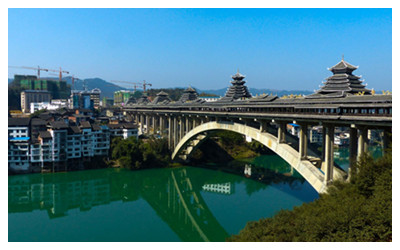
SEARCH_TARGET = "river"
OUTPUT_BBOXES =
[8,146,382,242]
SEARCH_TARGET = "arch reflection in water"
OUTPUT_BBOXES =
[9,160,318,242]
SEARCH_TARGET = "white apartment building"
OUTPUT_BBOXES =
[108,123,138,139]
[91,124,110,156]
[8,118,31,171]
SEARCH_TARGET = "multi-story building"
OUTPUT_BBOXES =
[91,124,110,156]
[89,88,101,109]
[80,121,94,158]
[30,99,69,113]
[48,121,68,163]
[8,118,31,171]
[66,126,82,160]
[20,78,70,99]
[71,89,101,110]
[114,90,135,106]
[21,90,51,113]
[309,126,323,144]
[8,116,128,173]
[108,123,138,139]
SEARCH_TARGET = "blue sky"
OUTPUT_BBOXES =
[8,8,392,91]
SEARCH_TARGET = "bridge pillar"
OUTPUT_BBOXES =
[348,126,358,180]
[185,116,190,134]
[357,126,368,160]
[323,124,334,184]
[168,116,173,149]
[145,115,150,134]
[193,117,197,128]
[159,116,165,136]
[277,122,286,143]
[140,114,144,134]
[299,123,308,160]
[259,120,268,133]
[152,116,156,134]
[174,116,178,148]
[179,116,184,141]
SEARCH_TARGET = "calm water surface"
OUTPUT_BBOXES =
[10,146,376,242]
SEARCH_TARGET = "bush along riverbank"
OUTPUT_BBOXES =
[109,136,172,170]
[227,149,392,242]
[190,131,271,164]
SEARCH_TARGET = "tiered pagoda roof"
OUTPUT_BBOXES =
[178,87,199,103]
[220,70,252,101]
[152,91,172,105]
[307,58,371,99]
[136,93,150,105]
[125,97,137,105]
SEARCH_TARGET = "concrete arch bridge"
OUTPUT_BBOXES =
[171,121,343,193]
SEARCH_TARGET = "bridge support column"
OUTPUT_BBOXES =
[152,116,156,134]
[299,123,308,160]
[168,116,173,149]
[277,122,286,143]
[159,116,164,136]
[323,125,334,184]
[174,116,178,148]
[185,116,190,134]
[357,126,368,160]
[193,117,197,128]
[260,120,268,133]
[348,126,358,180]
[145,115,150,134]
[179,117,184,141]
[140,114,144,134]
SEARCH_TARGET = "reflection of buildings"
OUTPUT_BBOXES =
[8,167,231,241]
[202,183,233,195]
[8,175,111,218]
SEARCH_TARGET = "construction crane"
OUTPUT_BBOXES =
[71,75,81,92]
[111,80,142,92]
[8,65,49,79]
[142,80,152,91]
[47,67,69,81]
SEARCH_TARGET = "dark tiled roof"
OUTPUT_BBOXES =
[178,87,199,103]
[91,123,101,131]
[80,121,92,128]
[31,118,47,126]
[122,123,138,129]
[69,126,81,134]
[49,121,69,129]
[39,131,52,139]
[8,117,31,126]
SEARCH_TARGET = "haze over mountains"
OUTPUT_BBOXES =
[9,76,314,98]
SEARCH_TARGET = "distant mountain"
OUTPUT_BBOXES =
[63,77,126,98]
[8,75,314,99]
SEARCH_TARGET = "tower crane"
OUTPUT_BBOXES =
[8,65,49,79]
[111,80,142,92]
[47,67,69,81]
[142,80,152,91]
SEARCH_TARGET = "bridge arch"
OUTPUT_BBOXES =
[172,121,328,193]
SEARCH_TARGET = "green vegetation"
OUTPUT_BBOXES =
[110,136,171,169]
[195,131,270,161]
[30,108,48,118]
[198,92,218,97]
[228,150,392,242]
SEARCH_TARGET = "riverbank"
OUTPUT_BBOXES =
[228,150,392,242]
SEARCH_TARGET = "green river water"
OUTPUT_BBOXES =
[8,146,382,242]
